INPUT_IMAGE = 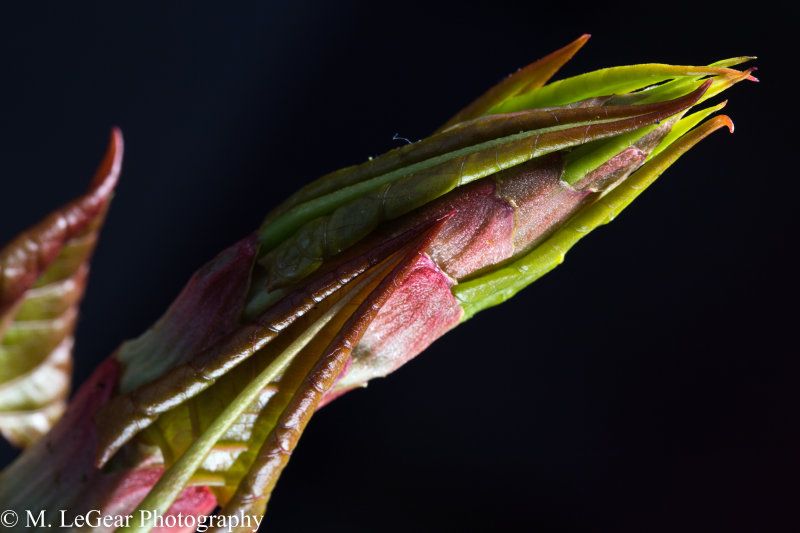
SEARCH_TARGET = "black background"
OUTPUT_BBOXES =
[0,2,795,532]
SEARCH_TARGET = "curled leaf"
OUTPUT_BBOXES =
[453,115,736,319]
[0,129,122,447]
[0,40,754,533]
[94,217,449,467]
[0,356,218,533]
[208,215,451,532]
[258,81,711,292]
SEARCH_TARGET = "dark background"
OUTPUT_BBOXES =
[0,2,794,532]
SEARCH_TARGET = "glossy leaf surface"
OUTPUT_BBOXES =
[0,129,122,447]
[0,38,755,533]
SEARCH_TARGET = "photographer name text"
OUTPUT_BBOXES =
[15,509,263,531]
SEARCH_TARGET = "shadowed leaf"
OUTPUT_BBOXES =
[0,129,122,447]
[94,217,449,468]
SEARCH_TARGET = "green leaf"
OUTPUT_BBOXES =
[0,129,122,447]
[117,216,449,533]
[453,115,735,319]
[488,63,744,114]
[257,85,710,295]
[94,217,447,467]
[435,34,590,132]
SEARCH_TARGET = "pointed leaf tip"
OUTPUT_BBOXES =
[718,115,735,133]
[435,34,591,132]
[90,128,124,197]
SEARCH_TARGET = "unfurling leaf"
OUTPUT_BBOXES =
[0,36,755,533]
[0,129,122,447]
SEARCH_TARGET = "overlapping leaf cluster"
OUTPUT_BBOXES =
[0,36,754,533]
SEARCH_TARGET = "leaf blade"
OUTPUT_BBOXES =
[0,129,122,446]
[435,34,590,132]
